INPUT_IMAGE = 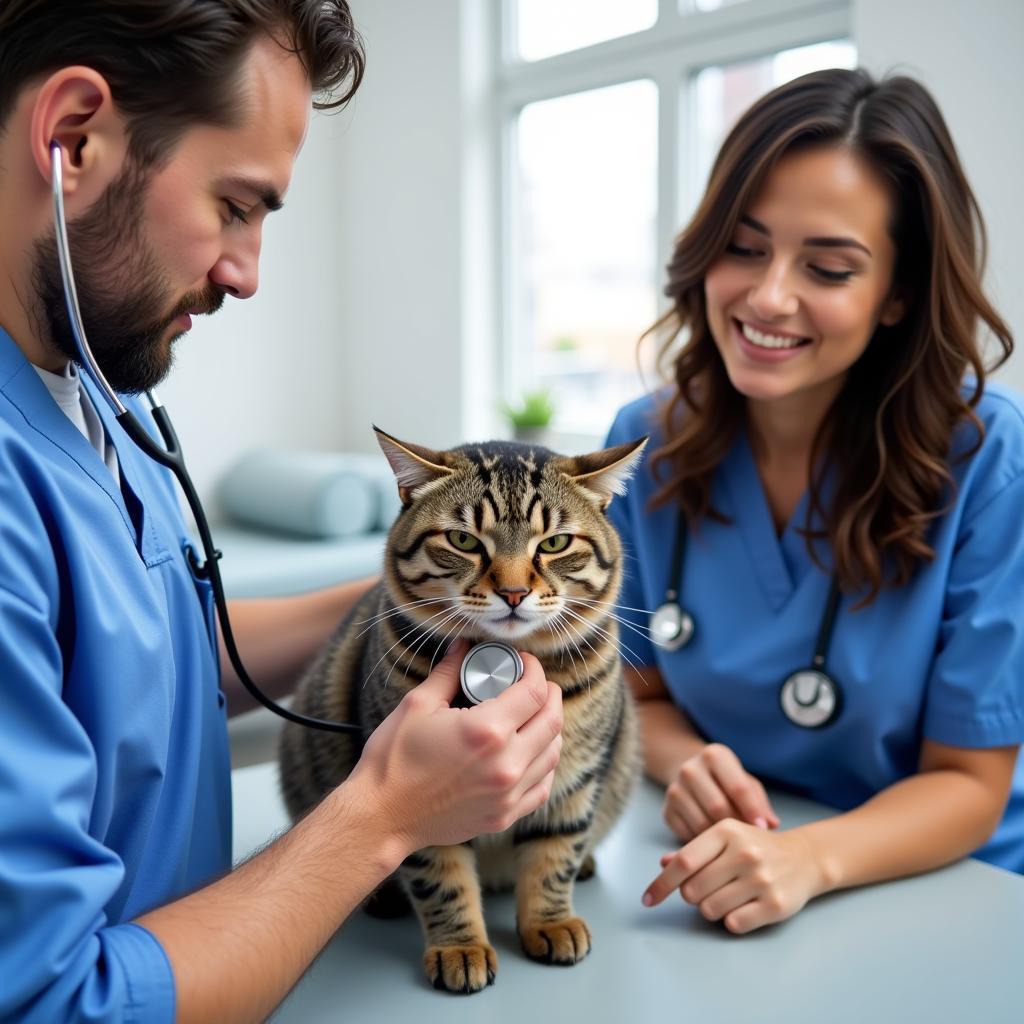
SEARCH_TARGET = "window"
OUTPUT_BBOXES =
[498,0,854,437]
[515,0,659,62]
[514,81,658,432]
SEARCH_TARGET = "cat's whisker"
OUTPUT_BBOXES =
[389,607,467,688]
[551,611,605,688]
[560,606,644,676]
[559,596,657,616]
[397,607,467,686]
[561,599,656,642]
[546,615,582,680]
[363,603,458,688]
[428,613,474,679]
[354,598,450,638]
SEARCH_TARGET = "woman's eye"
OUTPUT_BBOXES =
[810,265,855,283]
[225,200,249,225]
[538,534,571,554]
[726,242,761,258]
[447,530,482,552]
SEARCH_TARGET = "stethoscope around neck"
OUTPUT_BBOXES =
[650,508,845,729]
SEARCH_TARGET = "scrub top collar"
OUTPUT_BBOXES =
[720,428,836,612]
[0,326,163,564]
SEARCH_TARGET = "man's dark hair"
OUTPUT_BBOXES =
[0,0,364,166]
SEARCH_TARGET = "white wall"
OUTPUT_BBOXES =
[853,0,1024,392]
[161,0,1024,508]
[160,106,352,511]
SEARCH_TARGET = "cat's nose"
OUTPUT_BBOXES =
[497,587,531,608]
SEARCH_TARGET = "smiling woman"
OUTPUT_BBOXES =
[603,66,1024,935]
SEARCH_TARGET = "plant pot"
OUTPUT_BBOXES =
[512,425,550,446]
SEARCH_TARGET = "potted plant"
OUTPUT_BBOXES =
[503,388,556,445]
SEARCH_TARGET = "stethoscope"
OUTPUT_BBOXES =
[49,141,522,730]
[650,508,844,729]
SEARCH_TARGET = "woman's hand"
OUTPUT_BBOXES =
[642,819,828,933]
[664,742,779,840]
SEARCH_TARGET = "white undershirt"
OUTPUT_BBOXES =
[33,361,120,480]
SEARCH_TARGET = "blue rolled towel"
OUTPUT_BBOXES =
[217,450,400,539]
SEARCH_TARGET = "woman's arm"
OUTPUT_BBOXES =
[627,666,779,834]
[219,576,377,716]
[627,666,707,781]
[799,740,1019,890]
[644,740,1019,933]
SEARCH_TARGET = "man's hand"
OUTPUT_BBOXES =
[348,640,564,853]
[663,742,779,841]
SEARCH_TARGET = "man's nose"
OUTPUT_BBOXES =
[497,586,531,608]
[209,233,262,300]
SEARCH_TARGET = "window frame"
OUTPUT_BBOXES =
[495,0,853,437]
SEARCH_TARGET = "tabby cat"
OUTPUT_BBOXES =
[279,427,647,994]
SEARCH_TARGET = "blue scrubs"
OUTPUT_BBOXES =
[606,386,1024,872]
[0,328,231,1022]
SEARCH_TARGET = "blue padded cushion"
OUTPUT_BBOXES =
[209,525,388,598]
[217,450,402,539]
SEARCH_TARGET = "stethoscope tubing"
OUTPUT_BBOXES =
[653,507,844,728]
[51,141,359,734]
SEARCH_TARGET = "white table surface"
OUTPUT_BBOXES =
[232,761,1024,1023]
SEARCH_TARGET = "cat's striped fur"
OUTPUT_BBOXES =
[278,428,647,994]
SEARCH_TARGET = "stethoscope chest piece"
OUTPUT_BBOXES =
[779,668,842,729]
[460,642,524,704]
[650,602,695,651]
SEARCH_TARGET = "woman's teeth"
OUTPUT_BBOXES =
[739,321,809,349]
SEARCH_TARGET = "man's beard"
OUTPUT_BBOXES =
[30,158,223,395]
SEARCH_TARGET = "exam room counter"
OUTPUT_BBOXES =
[232,764,1024,1023]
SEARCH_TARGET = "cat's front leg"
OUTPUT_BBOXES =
[514,835,593,965]
[400,845,496,994]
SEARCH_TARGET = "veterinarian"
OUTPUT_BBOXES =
[604,68,1024,935]
[0,4,563,1021]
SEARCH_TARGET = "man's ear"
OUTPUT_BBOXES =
[28,66,129,205]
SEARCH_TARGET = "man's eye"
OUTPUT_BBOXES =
[538,534,571,554]
[225,201,249,225]
[447,530,482,552]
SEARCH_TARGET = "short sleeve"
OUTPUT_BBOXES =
[923,472,1024,747]
[604,406,658,668]
[0,583,176,1023]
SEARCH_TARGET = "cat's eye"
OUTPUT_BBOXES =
[447,530,482,552]
[538,534,571,554]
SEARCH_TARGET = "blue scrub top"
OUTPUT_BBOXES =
[606,387,1024,873]
[0,328,231,1022]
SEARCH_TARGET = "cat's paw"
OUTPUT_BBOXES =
[519,917,592,965]
[575,853,597,882]
[424,943,498,994]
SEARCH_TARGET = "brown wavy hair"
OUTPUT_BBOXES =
[646,68,1013,605]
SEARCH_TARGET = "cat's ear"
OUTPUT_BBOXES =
[558,436,648,510]
[374,426,454,503]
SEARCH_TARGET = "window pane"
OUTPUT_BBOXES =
[516,0,658,62]
[514,81,658,433]
[692,40,857,193]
